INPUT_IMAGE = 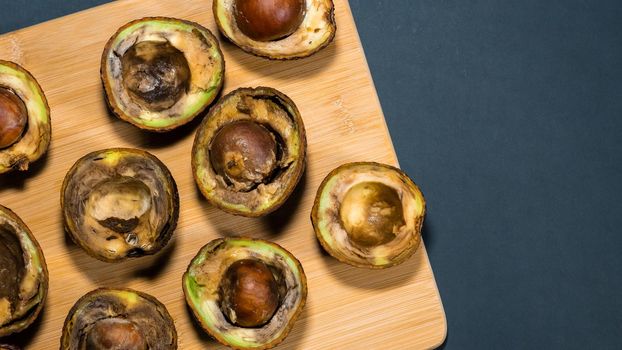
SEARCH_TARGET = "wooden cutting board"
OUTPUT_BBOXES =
[0,0,446,349]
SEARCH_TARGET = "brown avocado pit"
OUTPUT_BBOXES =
[210,120,278,192]
[0,206,47,337]
[193,87,306,217]
[0,87,28,149]
[86,318,147,350]
[219,259,281,328]
[121,41,191,112]
[233,0,306,42]
[339,181,405,247]
[62,148,179,262]
[61,288,177,350]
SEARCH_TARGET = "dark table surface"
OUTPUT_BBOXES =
[2,1,621,349]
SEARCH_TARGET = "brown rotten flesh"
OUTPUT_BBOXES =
[312,162,426,269]
[193,87,306,217]
[214,0,336,59]
[62,148,179,262]
[183,237,307,350]
[0,88,27,149]
[0,206,47,337]
[234,0,305,42]
[61,288,176,350]
[0,60,51,174]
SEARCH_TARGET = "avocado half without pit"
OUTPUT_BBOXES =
[312,162,426,268]
[101,17,225,132]
[192,87,306,217]
[183,237,307,350]
[214,0,336,59]
[61,148,179,262]
[0,205,48,337]
[60,288,177,350]
[0,61,51,174]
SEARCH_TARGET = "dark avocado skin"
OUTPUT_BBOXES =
[0,205,48,338]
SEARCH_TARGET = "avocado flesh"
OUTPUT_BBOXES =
[192,87,306,217]
[0,61,50,174]
[214,0,336,59]
[0,206,47,337]
[102,18,224,131]
[183,238,307,349]
[312,162,425,268]
[60,288,176,350]
[62,148,178,262]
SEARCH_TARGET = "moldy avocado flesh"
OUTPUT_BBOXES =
[192,87,306,217]
[312,162,426,269]
[183,237,307,350]
[0,205,48,337]
[101,17,224,132]
[214,0,336,59]
[62,148,178,262]
[0,61,51,174]
[60,288,177,350]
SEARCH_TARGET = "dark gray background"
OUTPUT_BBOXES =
[2,1,621,349]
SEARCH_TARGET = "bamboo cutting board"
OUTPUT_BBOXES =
[0,1,446,349]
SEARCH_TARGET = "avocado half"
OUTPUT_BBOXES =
[101,17,225,132]
[60,288,177,349]
[312,162,426,268]
[213,0,336,60]
[0,61,50,174]
[0,205,48,337]
[192,87,306,217]
[61,148,179,262]
[183,237,307,350]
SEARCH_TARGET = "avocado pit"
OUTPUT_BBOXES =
[210,120,278,192]
[233,0,306,42]
[86,318,147,350]
[121,41,191,112]
[219,259,280,328]
[340,182,405,247]
[0,87,27,149]
[86,176,152,235]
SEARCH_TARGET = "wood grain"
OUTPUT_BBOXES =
[0,1,447,349]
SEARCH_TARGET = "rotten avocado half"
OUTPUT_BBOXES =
[192,87,306,217]
[184,237,307,350]
[101,17,224,132]
[214,0,336,59]
[312,162,426,268]
[0,205,48,337]
[61,148,178,263]
[60,288,177,350]
[0,61,51,174]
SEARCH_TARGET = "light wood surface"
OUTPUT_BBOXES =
[0,1,446,349]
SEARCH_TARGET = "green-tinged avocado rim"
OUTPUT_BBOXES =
[101,17,225,132]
